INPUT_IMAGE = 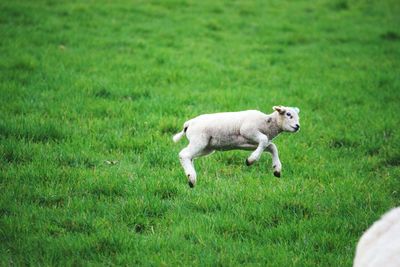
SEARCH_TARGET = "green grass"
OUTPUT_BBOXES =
[1,0,400,265]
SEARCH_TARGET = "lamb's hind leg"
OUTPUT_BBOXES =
[179,140,212,188]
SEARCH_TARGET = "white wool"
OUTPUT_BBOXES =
[172,131,185,143]
[353,207,400,267]
[173,106,300,187]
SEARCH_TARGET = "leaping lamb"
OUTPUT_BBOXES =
[172,105,301,187]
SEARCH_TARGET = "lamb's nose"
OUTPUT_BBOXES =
[296,124,300,129]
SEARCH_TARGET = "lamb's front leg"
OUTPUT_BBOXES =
[266,143,282,177]
[243,132,269,166]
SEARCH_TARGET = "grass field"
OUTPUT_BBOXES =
[1,0,400,265]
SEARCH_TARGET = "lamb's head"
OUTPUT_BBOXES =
[273,106,300,133]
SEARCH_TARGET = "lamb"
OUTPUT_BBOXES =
[172,105,301,187]
[353,207,400,267]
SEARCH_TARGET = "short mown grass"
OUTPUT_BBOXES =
[1,0,399,265]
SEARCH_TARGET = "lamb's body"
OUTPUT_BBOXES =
[353,207,400,267]
[185,110,281,151]
[173,106,300,187]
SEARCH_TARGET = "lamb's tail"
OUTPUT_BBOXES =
[172,122,189,143]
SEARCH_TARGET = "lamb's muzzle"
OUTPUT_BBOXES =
[173,105,301,187]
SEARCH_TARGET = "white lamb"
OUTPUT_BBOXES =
[172,105,301,187]
[353,207,400,267]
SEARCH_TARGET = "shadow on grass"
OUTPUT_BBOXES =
[0,121,67,143]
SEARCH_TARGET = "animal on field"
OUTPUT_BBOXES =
[353,207,400,267]
[172,105,301,187]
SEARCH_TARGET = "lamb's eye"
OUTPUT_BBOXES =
[286,112,291,117]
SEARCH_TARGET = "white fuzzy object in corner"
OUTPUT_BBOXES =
[353,207,400,267]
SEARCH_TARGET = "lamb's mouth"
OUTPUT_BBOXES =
[291,126,300,132]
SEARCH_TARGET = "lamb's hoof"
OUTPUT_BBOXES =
[273,171,281,178]
[245,159,252,166]
[188,181,194,188]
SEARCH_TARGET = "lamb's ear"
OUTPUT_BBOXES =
[293,107,300,114]
[273,106,286,114]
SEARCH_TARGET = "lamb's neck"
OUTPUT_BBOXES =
[263,112,283,140]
